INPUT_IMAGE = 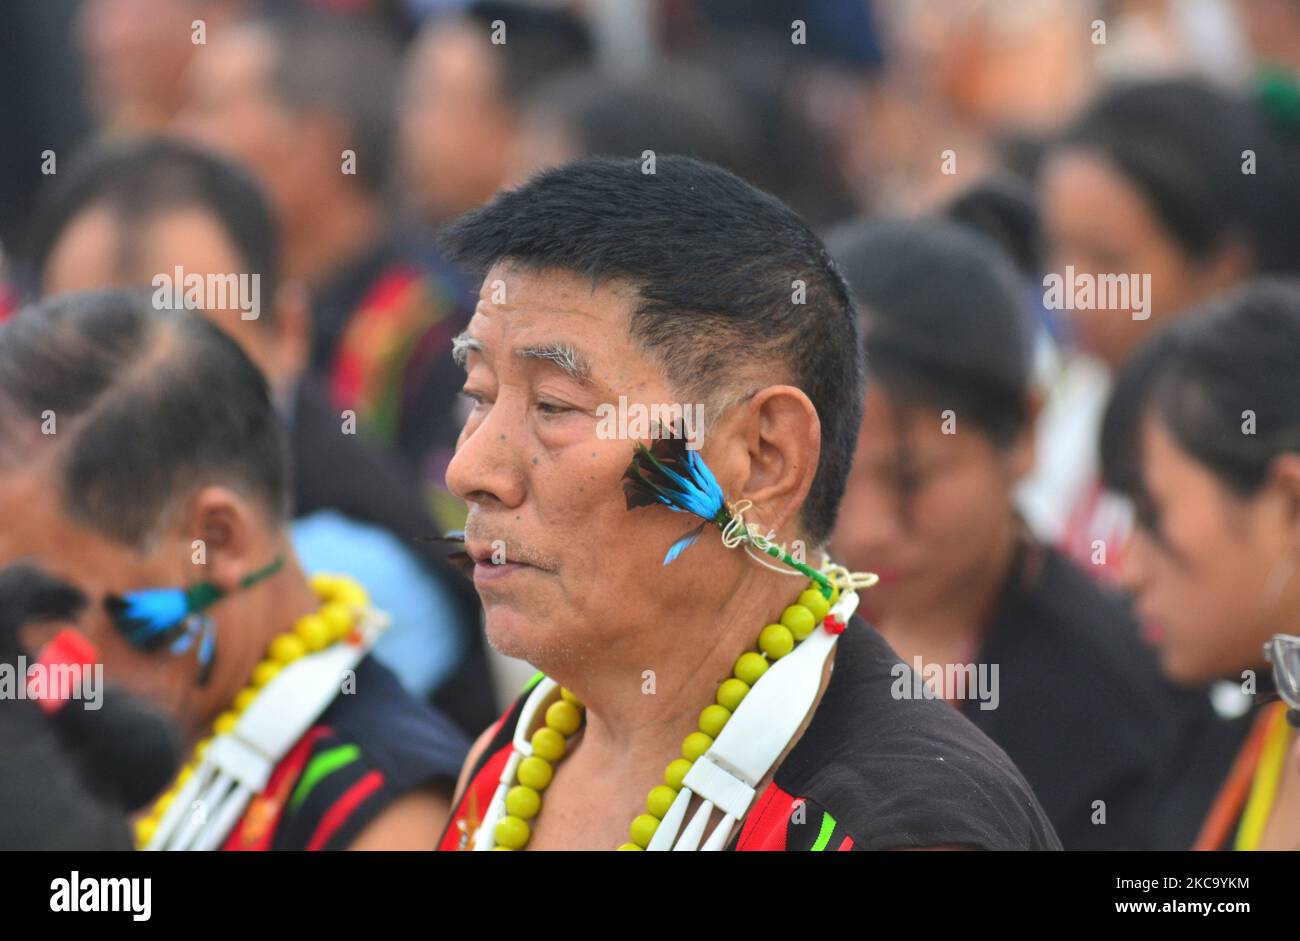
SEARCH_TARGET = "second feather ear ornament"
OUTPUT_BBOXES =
[621,435,877,598]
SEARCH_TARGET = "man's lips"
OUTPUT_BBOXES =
[465,541,529,567]
[464,540,554,585]
[472,560,536,587]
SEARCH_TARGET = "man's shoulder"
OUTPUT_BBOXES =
[764,619,1061,851]
[315,654,469,789]
[239,656,468,851]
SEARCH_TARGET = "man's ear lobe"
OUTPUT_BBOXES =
[184,486,255,592]
[1270,454,1300,549]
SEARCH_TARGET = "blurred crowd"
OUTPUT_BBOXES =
[1,0,1300,851]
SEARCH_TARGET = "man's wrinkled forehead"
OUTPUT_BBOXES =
[453,263,644,382]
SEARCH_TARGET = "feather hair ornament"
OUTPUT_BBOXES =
[622,436,852,599]
[420,440,879,599]
[103,556,284,683]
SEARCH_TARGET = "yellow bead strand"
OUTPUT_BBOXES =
[133,574,369,848]
[492,686,586,850]
[485,576,839,851]
[626,577,832,849]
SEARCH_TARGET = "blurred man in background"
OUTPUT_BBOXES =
[77,0,246,132]
[399,0,593,227]
[0,289,468,850]
[177,9,474,507]
[25,137,497,736]
[0,563,180,850]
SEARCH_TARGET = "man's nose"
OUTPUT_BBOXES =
[444,400,527,510]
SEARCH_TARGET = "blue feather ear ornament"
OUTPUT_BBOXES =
[167,613,218,686]
[621,436,836,597]
[103,556,283,684]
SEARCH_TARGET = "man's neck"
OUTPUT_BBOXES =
[519,557,843,850]
[182,555,321,744]
[549,562,829,779]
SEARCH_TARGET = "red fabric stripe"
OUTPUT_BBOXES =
[222,725,333,851]
[837,835,854,851]
[438,741,514,851]
[735,782,795,851]
[305,769,386,851]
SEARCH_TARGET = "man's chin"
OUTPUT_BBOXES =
[481,603,548,662]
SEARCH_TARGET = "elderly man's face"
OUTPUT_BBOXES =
[446,264,711,665]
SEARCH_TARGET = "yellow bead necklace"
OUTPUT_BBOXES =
[488,579,840,850]
[133,573,369,848]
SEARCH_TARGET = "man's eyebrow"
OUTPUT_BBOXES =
[451,332,482,368]
[515,342,593,384]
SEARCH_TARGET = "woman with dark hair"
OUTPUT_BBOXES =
[828,217,1214,849]
[1026,77,1300,578]
[1101,279,1300,850]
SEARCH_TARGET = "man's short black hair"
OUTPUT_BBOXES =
[442,155,863,545]
[26,136,279,321]
[0,289,290,548]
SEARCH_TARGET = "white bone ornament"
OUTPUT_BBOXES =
[656,588,859,850]
[145,607,388,851]
[476,586,860,851]
[471,676,557,851]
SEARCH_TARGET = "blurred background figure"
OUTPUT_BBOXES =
[1101,280,1300,849]
[0,290,468,850]
[506,61,752,191]
[1024,78,1300,583]
[828,217,1218,848]
[1237,0,1300,69]
[177,8,475,514]
[0,563,181,850]
[24,137,497,737]
[399,1,594,227]
[77,0,247,132]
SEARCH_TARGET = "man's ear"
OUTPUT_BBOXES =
[178,485,260,593]
[722,385,821,537]
[1267,453,1300,554]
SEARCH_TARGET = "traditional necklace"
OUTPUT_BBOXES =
[1235,701,1294,850]
[478,575,852,851]
[133,573,369,848]
[458,435,876,849]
